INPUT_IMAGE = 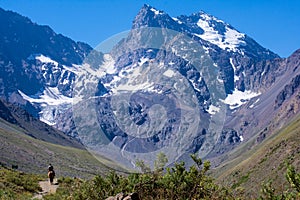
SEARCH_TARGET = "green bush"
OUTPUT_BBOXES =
[259,164,300,199]
[56,154,234,200]
[0,167,42,199]
[2,156,299,200]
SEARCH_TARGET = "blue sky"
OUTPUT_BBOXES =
[0,0,299,57]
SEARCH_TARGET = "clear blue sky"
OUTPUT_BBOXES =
[0,0,299,58]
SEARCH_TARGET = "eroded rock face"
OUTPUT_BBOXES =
[275,74,300,109]
[106,192,139,200]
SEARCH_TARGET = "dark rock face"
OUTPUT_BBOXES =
[0,99,17,123]
[275,74,300,109]
[132,4,192,33]
[274,50,300,109]
[210,128,241,155]
[219,129,241,145]
[94,92,182,153]
[106,192,140,200]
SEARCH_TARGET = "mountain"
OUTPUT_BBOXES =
[0,7,92,125]
[69,5,298,169]
[0,5,299,171]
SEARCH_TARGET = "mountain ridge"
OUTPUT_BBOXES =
[0,5,299,171]
[0,7,92,65]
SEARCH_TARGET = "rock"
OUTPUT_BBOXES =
[105,192,140,200]
[275,74,300,109]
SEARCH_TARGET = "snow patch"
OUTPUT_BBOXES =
[139,57,149,66]
[18,87,73,125]
[103,54,116,74]
[150,8,163,15]
[107,66,154,93]
[190,80,201,92]
[64,64,81,74]
[207,105,220,115]
[77,54,115,78]
[239,135,244,142]
[202,46,209,54]
[217,76,224,83]
[230,58,240,81]
[18,87,72,106]
[163,69,175,77]
[172,17,183,24]
[36,55,58,66]
[195,14,246,53]
[222,89,261,109]
[249,98,260,109]
[168,61,175,65]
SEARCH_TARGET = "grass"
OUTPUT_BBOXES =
[0,166,44,200]
[213,114,300,198]
[0,119,128,179]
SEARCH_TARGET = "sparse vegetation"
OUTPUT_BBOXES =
[214,115,300,198]
[0,155,299,199]
[44,154,234,200]
[259,164,300,199]
[0,166,43,199]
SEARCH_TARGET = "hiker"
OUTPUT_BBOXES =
[48,164,55,185]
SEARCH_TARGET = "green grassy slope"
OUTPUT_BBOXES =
[0,166,44,200]
[0,119,128,179]
[214,115,300,198]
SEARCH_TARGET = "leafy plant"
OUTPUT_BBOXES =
[286,164,300,193]
[58,154,234,200]
[259,164,300,199]
[0,166,42,199]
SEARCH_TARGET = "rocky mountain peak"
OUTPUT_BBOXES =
[132,5,187,32]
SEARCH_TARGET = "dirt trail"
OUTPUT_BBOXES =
[32,179,59,199]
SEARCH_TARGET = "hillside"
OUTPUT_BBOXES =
[0,118,128,178]
[1,152,299,199]
[0,99,83,149]
[213,114,300,198]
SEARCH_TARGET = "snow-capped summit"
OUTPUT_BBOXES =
[176,11,277,58]
[195,12,246,53]
[132,5,278,61]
